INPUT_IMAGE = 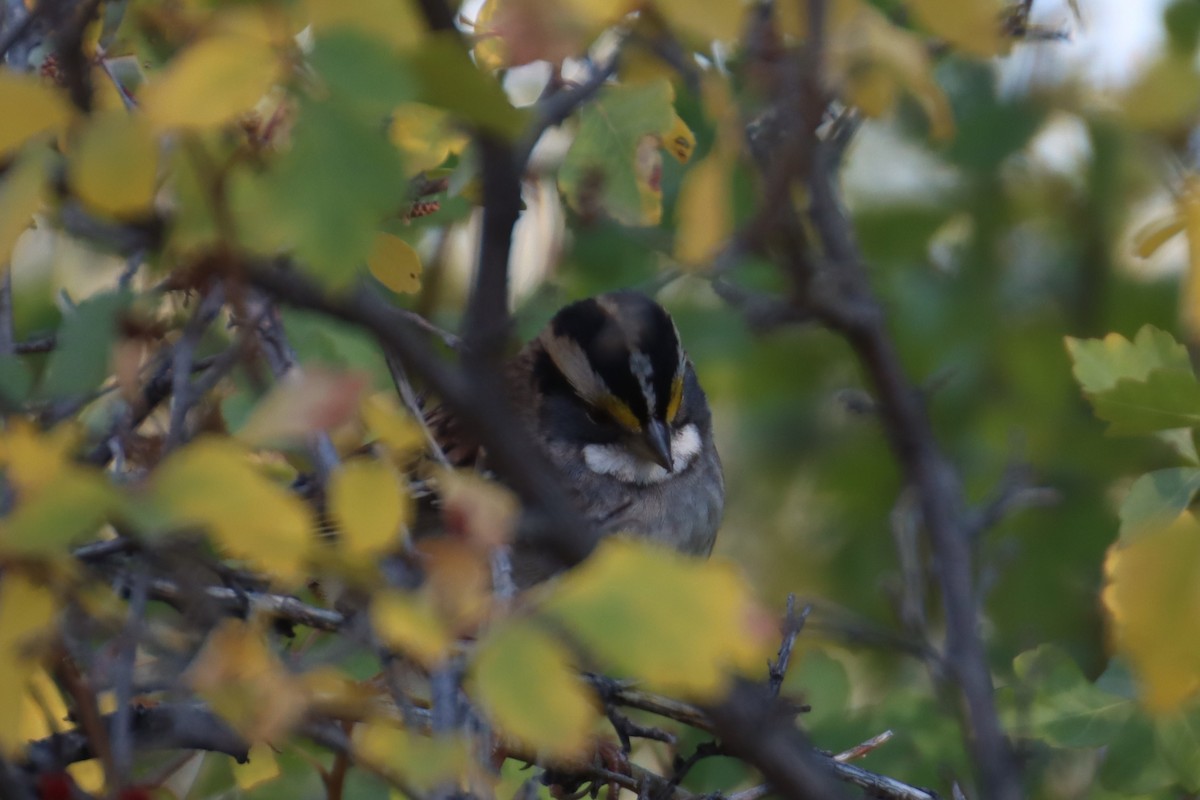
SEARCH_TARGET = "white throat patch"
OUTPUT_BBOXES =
[582,423,702,485]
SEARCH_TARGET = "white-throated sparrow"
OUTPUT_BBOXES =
[434,291,724,585]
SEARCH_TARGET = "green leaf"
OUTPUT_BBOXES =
[1006,644,1134,748]
[1098,714,1176,794]
[0,356,31,407]
[230,99,406,282]
[1065,325,1191,395]
[1120,468,1200,542]
[558,80,675,226]
[38,291,130,400]
[1156,707,1200,790]
[309,28,417,113]
[410,34,525,140]
[1088,369,1200,435]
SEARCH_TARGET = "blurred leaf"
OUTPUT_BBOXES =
[367,232,422,294]
[674,147,733,266]
[1099,713,1175,794]
[1121,56,1200,132]
[69,111,158,218]
[371,589,453,667]
[0,151,47,267]
[542,539,770,697]
[559,80,676,226]
[236,367,370,447]
[437,470,519,549]
[1066,326,1191,396]
[1007,644,1134,748]
[38,291,130,401]
[0,357,31,407]
[1120,468,1200,542]
[148,438,315,584]
[1134,212,1186,259]
[1088,369,1200,435]
[231,99,405,281]
[142,34,283,131]
[1156,707,1200,790]
[330,458,409,555]
[361,393,426,458]
[0,468,117,556]
[1103,512,1200,713]
[652,0,749,43]
[304,0,426,52]
[354,722,469,791]
[187,619,305,742]
[411,34,525,140]
[0,72,70,156]
[0,576,56,757]
[787,649,851,730]
[309,28,417,113]
[1183,177,1200,340]
[390,103,470,176]
[473,619,598,759]
[234,744,281,792]
[908,0,1006,57]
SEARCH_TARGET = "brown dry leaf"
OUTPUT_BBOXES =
[437,470,519,550]
[418,538,492,634]
[237,368,370,447]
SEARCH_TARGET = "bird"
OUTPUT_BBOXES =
[431,290,725,586]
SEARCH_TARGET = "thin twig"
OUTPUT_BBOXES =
[768,595,809,697]
[109,573,149,788]
[165,286,225,452]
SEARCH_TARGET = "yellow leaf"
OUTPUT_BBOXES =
[237,368,371,447]
[305,0,426,51]
[0,153,46,267]
[0,576,56,757]
[330,458,409,554]
[355,722,469,791]
[141,34,283,131]
[473,620,597,760]
[0,420,80,495]
[234,743,281,791]
[907,0,1006,58]
[371,589,453,667]
[362,393,426,458]
[1122,56,1200,132]
[187,619,305,742]
[674,148,732,266]
[826,1,954,140]
[1103,512,1200,713]
[472,0,506,70]
[150,438,315,584]
[662,112,695,164]
[69,111,158,217]
[0,468,117,556]
[1183,179,1200,340]
[390,103,469,176]
[652,0,748,43]
[1133,212,1186,259]
[367,232,423,294]
[0,72,71,156]
[543,539,770,698]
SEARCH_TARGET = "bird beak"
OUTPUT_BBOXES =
[644,419,674,472]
